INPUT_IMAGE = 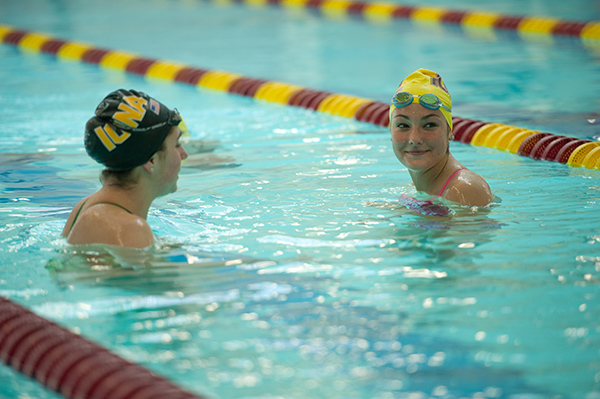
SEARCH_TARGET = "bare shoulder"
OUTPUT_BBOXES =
[444,170,494,207]
[67,206,154,248]
[61,197,89,237]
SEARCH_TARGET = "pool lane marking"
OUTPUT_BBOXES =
[0,297,207,399]
[1,24,598,170]
[216,0,600,49]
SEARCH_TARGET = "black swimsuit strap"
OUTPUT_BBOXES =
[68,199,88,234]
[67,200,132,235]
[92,202,133,214]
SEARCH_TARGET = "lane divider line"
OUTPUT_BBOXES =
[223,0,600,47]
[0,297,206,399]
[1,24,598,170]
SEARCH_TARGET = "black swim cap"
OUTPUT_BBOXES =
[84,89,181,171]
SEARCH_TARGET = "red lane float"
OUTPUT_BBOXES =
[229,78,269,97]
[288,89,331,110]
[0,297,206,399]
[529,135,565,160]
[552,21,586,37]
[126,58,156,75]
[288,89,333,111]
[540,137,580,162]
[40,39,68,54]
[368,103,391,126]
[355,101,389,126]
[440,11,468,24]
[517,132,552,157]
[375,108,391,126]
[494,16,524,31]
[82,49,111,64]
[347,1,368,16]
[174,67,210,85]
[556,139,590,164]
[305,91,332,111]
[450,118,476,141]
[392,6,416,19]
[459,121,487,144]
[3,29,27,44]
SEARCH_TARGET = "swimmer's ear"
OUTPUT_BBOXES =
[142,156,156,174]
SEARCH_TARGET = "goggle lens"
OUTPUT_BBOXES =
[392,92,413,108]
[419,94,442,110]
[391,92,450,113]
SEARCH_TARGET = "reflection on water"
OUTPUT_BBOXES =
[44,244,261,291]
[0,153,94,206]
[2,134,597,399]
[366,192,508,269]
[23,140,593,397]
[181,138,242,172]
[38,242,551,399]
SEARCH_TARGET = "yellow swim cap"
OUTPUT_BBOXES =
[389,68,453,131]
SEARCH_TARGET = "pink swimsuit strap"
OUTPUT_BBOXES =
[431,168,468,200]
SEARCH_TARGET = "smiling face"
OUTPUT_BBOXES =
[390,103,451,173]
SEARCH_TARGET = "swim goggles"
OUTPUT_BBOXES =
[391,92,451,113]
[126,108,182,132]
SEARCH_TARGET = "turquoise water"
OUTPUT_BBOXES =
[1,0,600,398]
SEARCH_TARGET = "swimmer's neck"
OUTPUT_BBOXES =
[408,157,450,194]
[95,184,155,219]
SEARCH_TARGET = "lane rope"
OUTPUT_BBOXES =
[1,24,598,170]
[0,296,207,399]
[217,0,600,48]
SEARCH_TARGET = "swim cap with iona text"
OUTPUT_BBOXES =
[84,89,181,171]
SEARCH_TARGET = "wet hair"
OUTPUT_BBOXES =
[100,140,168,188]
[100,168,138,188]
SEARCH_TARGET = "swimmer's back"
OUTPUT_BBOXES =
[62,196,154,248]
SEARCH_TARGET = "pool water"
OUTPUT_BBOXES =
[1,0,600,398]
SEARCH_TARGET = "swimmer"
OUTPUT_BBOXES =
[390,69,493,207]
[62,89,188,248]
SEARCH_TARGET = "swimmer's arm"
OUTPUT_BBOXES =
[444,174,494,207]
[67,211,154,249]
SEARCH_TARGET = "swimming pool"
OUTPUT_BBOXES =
[1,0,600,398]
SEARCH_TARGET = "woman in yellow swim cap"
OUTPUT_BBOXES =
[390,69,493,207]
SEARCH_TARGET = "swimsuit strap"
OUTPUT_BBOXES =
[92,202,133,214]
[432,168,468,199]
[67,200,132,235]
[68,199,88,234]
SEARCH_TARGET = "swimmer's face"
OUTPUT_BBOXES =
[390,103,451,172]
[156,126,188,196]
